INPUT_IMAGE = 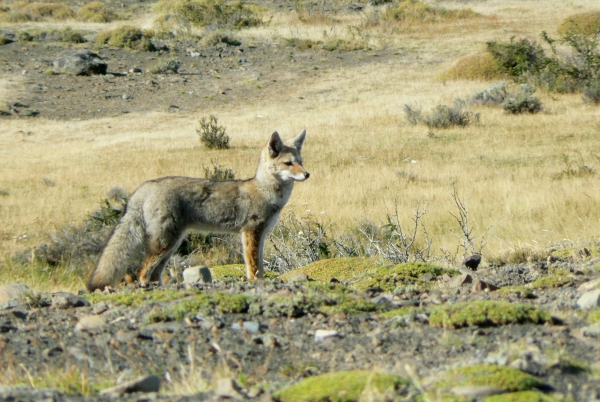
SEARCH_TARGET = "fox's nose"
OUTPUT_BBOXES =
[304,172,310,179]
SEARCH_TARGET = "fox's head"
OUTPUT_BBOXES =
[261,130,310,182]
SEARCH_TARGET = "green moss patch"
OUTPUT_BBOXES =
[148,292,251,322]
[84,289,189,306]
[274,370,409,402]
[279,257,384,282]
[211,264,278,280]
[428,301,551,328]
[433,364,544,393]
[353,262,460,292]
[482,390,558,402]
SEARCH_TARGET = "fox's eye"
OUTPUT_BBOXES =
[284,161,293,166]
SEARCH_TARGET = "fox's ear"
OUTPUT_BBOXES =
[268,131,284,157]
[293,129,306,154]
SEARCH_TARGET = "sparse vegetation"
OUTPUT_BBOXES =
[77,2,121,23]
[383,0,478,23]
[0,2,74,22]
[148,57,182,74]
[96,26,155,51]
[196,115,231,149]
[405,99,478,128]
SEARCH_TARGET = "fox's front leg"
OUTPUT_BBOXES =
[242,228,264,280]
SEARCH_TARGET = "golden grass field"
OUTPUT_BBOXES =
[1,0,600,290]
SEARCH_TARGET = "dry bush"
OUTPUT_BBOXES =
[202,31,241,47]
[382,0,478,23]
[148,58,182,74]
[196,115,230,149]
[441,53,503,81]
[77,1,122,23]
[96,26,155,51]
[1,2,74,22]
[558,11,600,37]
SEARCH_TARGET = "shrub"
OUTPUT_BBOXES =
[0,33,13,45]
[4,2,74,22]
[558,11,600,38]
[441,53,503,81]
[383,0,477,23]
[471,82,542,114]
[408,99,478,128]
[148,58,182,74]
[77,2,120,23]
[16,30,34,42]
[96,26,155,51]
[486,38,553,79]
[61,27,86,43]
[500,86,542,114]
[283,37,321,49]
[322,38,365,52]
[203,160,236,181]
[196,115,230,149]
[202,32,241,47]
[583,78,600,104]
[153,0,262,31]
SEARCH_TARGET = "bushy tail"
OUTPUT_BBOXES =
[86,210,145,292]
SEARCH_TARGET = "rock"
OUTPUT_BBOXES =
[314,329,339,342]
[449,274,472,288]
[115,330,138,343]
[53,50,107,76]
[471,280,499,293]
[578,276,600,292]
[232,321,260,334]
[93,301,110,315]
[451,385,506,398]
[42,346,64,359]
[0,284,30,303]
[372,294,395,308]
[284,271,310,282]
[75,315,107,332]
[100,374,161,396]
[215,378,247,399]
[462,254,482,270]
[577,289,600,310]
[182,266,212,284]
[582,323,600,337]
[129,67,143,73]
[51,292,91,309]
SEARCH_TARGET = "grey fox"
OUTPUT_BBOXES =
[86,131,309,291]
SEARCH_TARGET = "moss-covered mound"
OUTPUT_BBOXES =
[84,288,190,306]
[274,370,410,402]
[278,257,384,282]
[353,262,460,292]
[485,391,559,401]
[211,264,279,280]
[428,300,551,328]
[432,364,544,394]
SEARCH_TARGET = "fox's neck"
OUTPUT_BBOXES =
[253,171,294,209]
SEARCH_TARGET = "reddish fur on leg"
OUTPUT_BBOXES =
[243,230,260,279]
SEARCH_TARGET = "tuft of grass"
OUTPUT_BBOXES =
[557,11,600,38]
[484,390,561,401]
[428,300,551,328]
[278,257,384,282]
[148,57,182,74]
[441,52,503,81]
[284,37,321,50]
[274,370,410,402]
[60,27,86,44]
[196,115,230,149]
[210,264,279,279]
[582,78,600,104]
[83,288,190,306]
[202,32,241,47]
[353,262,460,292]
[153,0,262,30]
[147,292,251,321]
[77,1,121,23]
[96,26,155,51]
[383,0,478,23]
[1,2,74,22]
[0,366,111,395]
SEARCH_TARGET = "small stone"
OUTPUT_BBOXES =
[232,321,260,334]
[0,284,30,303]
[215,378,247,399]
[100,375,161,396]
[183,266,212,284]
[314,329,339,342]
[93,301,110,315]
[75,315,107,332]
[129,67,142,73]
[42,346,64,359]
[419,273,434,282]
[471,280,499,293]
[449,274,472,288]
[285,272,310,282]
[372,294,394,308]
[451,385,506,398]
[578,276,600,292]
[582,323,600,337]
[115,330,138,343]
[51,292,91,309]
[577,289,600,310]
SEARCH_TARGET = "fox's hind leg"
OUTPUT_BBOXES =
[138,229,184,286]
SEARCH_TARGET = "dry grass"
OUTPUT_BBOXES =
[2,0,600,291]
